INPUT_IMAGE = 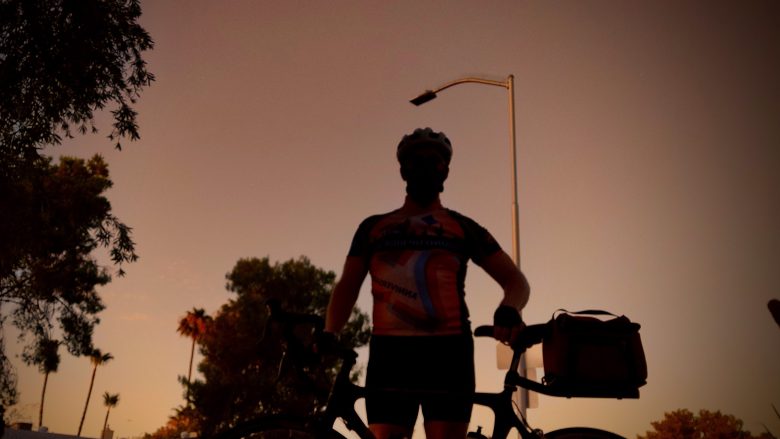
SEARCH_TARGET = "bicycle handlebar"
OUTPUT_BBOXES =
[265,299,547,361]
[266,298,325,329]
[473,323,547,351]
[265,299,357,361]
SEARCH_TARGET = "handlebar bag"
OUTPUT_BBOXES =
[542,310,647,398]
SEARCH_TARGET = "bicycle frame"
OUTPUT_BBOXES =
[472,388,537,439]
[321,348,373,439]
[309,333,542,439]
[218,303,628,439]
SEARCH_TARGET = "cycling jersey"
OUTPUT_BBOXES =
[348,198,501,336]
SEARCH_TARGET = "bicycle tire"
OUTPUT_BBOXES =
[212,416,348,439]
[544,427,625,439]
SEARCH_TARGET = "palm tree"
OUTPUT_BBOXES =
[177,308,211,405]
[101,392,120,436]
[32,339,60,430]
[77,349,113,437]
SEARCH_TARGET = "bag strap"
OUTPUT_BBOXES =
[552,309,619,319]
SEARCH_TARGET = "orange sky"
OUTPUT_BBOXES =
[7,1,780,438]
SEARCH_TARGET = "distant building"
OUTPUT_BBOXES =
[3,424,98,439]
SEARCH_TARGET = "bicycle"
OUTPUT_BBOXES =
[212,302,632,439]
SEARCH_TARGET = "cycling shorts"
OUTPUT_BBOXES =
[365,334,475,427]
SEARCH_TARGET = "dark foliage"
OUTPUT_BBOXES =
[0,0,153,406]
[0,156,137,404]
[181,257,370,437]
[23,337,60,374]
[639,409,774,439]
[0,0,154,167]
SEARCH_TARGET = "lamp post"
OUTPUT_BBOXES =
[411,75,520,267]
[410,74,528,416]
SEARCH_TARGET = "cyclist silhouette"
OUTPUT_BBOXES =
[325,128,530,439]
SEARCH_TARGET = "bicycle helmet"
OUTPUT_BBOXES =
[396,128,452,164]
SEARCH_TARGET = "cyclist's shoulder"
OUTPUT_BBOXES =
[355,207,488,234]
[443,209,500,253]
[353,209,401,235]
[443,207,469,220]
[443,208,487,229]
[357,209,398,225]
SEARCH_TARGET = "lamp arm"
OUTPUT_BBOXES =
[430,77,509,94]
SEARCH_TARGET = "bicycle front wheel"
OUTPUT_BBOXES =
[544,427,625,439]
[213,416,348,439]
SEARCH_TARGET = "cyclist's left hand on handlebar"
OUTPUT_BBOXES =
[493,305,526,345]
[312,331,339,355]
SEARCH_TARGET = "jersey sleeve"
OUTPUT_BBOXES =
[347,215,382,262]
[448,210,502,264]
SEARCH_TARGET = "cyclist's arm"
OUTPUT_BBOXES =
[481,250,530,309]
[325,255,368,333]
[479,250,530,343]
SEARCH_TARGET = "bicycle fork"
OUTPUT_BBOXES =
[323,352,374,439]
[471,387,542,439]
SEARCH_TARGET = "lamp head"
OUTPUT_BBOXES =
[410,90,437,106]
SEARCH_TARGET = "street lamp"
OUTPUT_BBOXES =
[410,75,520,267]
[410,74,528,416]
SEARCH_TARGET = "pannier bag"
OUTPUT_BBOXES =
[542,309,647,398]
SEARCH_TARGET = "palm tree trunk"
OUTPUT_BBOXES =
[38,371,49,429]
[101,407,111,437]
[77,365,97,437]
[186,338,195,405]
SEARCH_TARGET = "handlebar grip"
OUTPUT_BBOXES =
[262,300,357,362]
[265,299,325,330]
[474,325,494,337]
[473,323,547,349]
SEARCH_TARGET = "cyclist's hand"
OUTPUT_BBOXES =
[313,331,339,355]
[493,305,525,345]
